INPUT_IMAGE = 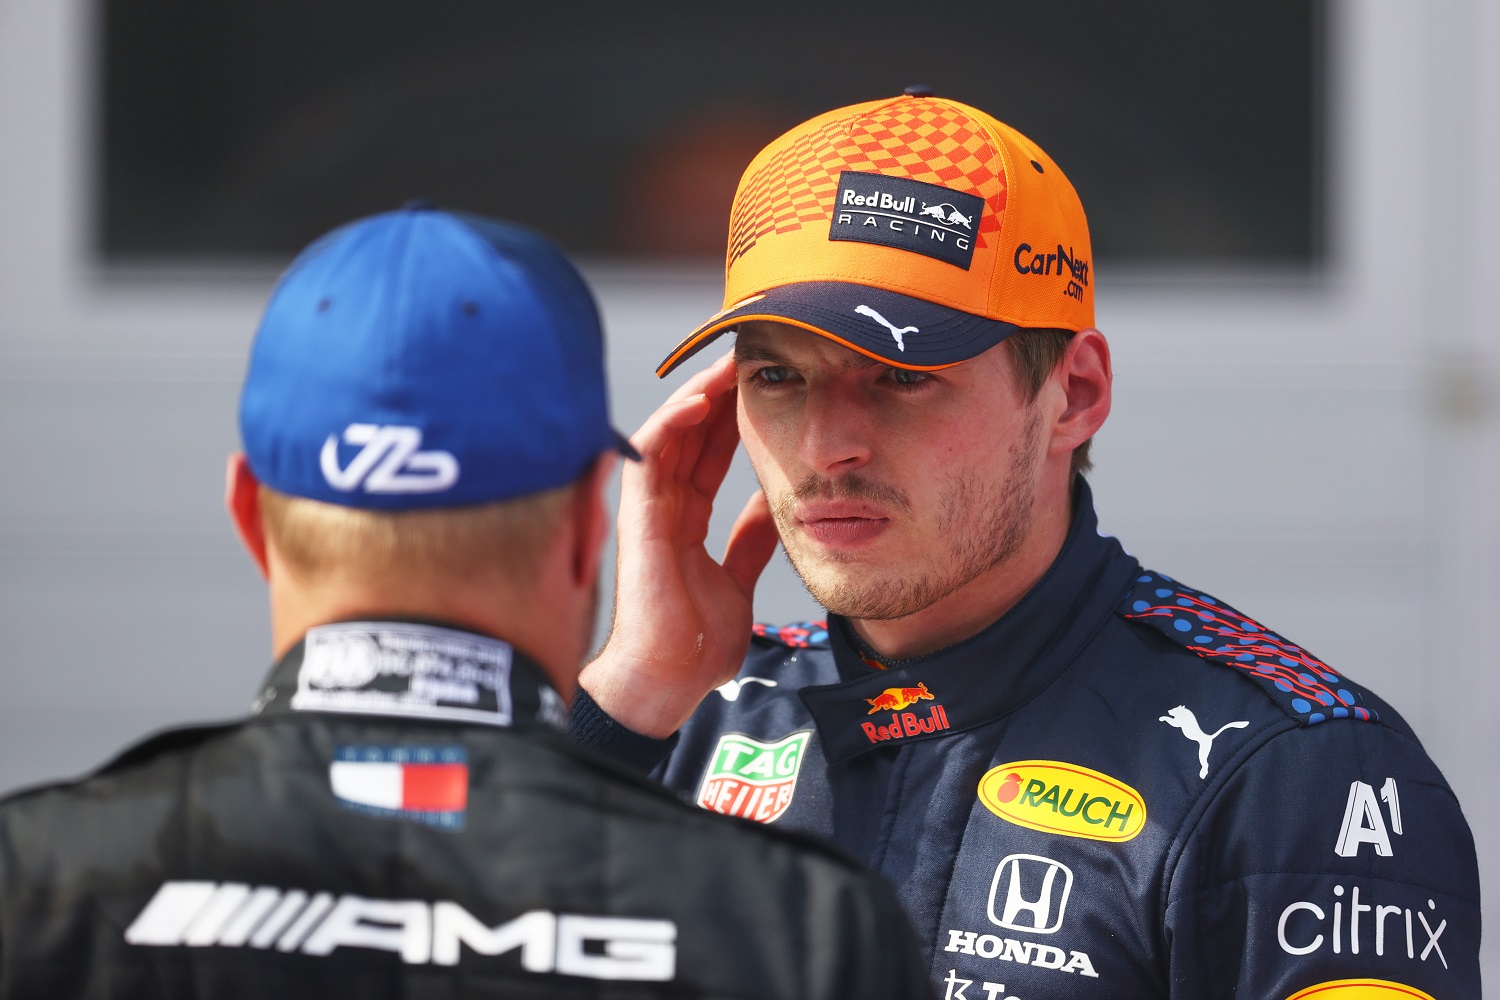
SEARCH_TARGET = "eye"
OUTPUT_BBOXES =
[744,364,799,389]
[886,367,932,387]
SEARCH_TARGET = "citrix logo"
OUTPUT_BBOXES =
[321,423,459,494]
[1277,884,1447,969]
[125,881,676,981]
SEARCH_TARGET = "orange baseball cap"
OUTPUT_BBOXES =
[657,89,1093,377]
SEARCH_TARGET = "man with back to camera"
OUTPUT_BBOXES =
[570,91,1483,998]
[0,204,932,998]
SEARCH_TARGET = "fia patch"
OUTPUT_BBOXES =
[330,745,468,830]
[291,621,514,726]
[696,731,811,824]
[829,171,984,269]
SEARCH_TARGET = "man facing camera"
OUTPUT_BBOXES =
[573,93,1482,999]
[0,205,930,998]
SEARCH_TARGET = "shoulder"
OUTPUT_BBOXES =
[541,728,877,877]
[0,721,241,874]
[734,618,836,688]
[0,720,239,811]
[1114,569,1406,734]
[750,619,829,652]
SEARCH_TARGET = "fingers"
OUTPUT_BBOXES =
[685,377,740,495]
[661,350,736,407]
[671,353,738,481]
[721,490,779,600]
[629,392,708,459]
[629,352,737,481]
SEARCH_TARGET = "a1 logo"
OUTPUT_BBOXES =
[1334,777,1402,857]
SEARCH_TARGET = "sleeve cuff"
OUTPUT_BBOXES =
[568,688,679,774]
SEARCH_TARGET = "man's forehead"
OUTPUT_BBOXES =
[733,320,997,374]
[733,322,886,369]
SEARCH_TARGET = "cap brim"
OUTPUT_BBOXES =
[656,282,1021,377]
[614,429,641,462]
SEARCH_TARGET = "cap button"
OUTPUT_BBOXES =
[403,198,437,212]
[903,84,934,97]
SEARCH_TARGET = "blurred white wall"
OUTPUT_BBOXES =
[1,0,1496,983]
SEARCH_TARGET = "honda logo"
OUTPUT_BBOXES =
[986,854,1072,934]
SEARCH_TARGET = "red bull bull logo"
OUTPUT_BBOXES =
[696,731,811,824]
[860,683,950,744]
[866,682,934,714]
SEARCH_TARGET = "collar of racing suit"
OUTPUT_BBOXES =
[799,478,1142,764]
[251,618,567,731]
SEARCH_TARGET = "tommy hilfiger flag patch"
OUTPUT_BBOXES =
[329,745,468,829]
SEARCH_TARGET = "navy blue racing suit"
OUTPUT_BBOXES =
[573,481,1481,999]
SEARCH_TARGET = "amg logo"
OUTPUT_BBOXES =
[124,881,676,981]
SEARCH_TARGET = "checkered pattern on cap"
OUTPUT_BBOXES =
[727,99,1009,264]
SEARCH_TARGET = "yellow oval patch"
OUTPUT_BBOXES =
[978,760,1146,842]
[1284,980,1434,1000]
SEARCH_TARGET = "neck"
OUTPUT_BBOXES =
[267,572,586,699]
[848,475,1076,661]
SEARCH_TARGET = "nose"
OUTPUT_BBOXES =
[797,380,873,475]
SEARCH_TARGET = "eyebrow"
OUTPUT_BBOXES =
[733,336,885,373]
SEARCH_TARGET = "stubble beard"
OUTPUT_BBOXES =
[769,409,1044,622]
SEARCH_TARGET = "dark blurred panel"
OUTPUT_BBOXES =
[100,0,1322,263]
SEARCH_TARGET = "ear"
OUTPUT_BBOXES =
[225,453,270,579]
[568,452,617,589]
[1047,328,1112,458]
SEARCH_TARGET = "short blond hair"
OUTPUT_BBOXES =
[259,484,573,583]
[1004,328,1093,477]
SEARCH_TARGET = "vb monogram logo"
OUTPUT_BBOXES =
[320,424,459,494]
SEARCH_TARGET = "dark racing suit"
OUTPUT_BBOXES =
[0,620,930,999]
[573,482,1482,999]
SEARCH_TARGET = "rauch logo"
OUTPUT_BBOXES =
[978,761,1146,842]
[696,731,811,824]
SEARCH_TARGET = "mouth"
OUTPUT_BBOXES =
[794,502,892,549]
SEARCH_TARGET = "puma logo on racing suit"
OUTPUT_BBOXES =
[1159,705,1248,779]
[715,677,778,702]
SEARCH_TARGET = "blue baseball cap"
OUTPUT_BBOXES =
[240,204,637,510]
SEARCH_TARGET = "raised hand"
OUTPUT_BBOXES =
[577,353,780,738]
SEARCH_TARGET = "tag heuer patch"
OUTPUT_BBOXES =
[830,171,984,269]
[696,731,812,824]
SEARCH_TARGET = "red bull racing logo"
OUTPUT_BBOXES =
[696,731,811,824]
[861,683,951,744]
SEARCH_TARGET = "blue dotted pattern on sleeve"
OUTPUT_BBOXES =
[1121,571,1379,726]
[751,620,829,649]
